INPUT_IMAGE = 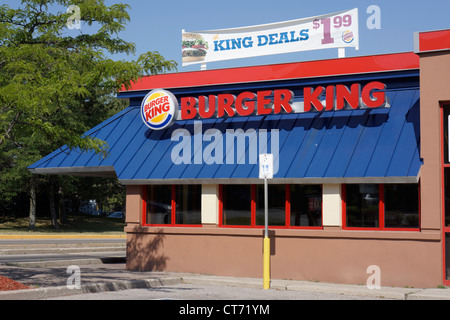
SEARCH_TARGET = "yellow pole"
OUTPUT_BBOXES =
[263,177,270,289]
[263,236,270,289]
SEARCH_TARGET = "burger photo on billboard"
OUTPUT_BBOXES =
[182,33,209,63]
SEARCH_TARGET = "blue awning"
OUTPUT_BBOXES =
[29,88,421,184]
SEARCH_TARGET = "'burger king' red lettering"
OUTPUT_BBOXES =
[180,82,386,120]
[181,89,294,120]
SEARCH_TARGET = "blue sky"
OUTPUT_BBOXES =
[4,0,450,72]
[114,0,450,72]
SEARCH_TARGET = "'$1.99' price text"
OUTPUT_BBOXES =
[312,14,353,45]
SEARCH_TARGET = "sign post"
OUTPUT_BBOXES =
[259,154,273,289]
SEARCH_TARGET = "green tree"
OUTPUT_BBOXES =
[0,0,177,229]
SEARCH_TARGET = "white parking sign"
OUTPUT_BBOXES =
[259,154,273,179]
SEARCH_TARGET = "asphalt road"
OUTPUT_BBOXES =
[0,236,126,266]
[0,238,125,246]
[0,251,126,264]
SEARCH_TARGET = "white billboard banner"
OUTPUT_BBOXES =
[182,8,359,66]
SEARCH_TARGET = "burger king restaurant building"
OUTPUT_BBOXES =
[29,29,450,288]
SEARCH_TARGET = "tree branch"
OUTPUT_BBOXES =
[0,111,23,146]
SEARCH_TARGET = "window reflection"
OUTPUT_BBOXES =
[346,184,379,228]
[384,184,419,228]
[255,184,286,226]
[222,185,251,226]
[146,185,172,224]
[344,183,419,229]
[290,185,322,227]
[145,185,201,225]
[176,185,201,225]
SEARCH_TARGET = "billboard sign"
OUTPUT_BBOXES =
[182,8,359,66]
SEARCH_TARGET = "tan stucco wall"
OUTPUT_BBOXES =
[419,52,450,231]
[125,185,143,226]
[125,226,441,288]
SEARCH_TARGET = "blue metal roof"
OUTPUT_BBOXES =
[29,87,421,184]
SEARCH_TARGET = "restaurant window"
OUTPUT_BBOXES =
[256,184,286,226]
[443,106,450,228]
[343,183,419,230]
[384,184,419,228]
[143,185,201,226]
[221,184,252,226]
[145,185,172,225]
[220,184,322,229]
[175,185,201,225]
[344,184,379,228]
[290,184,322,227]
[441,105,450,282]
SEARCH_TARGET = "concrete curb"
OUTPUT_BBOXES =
[404,288,450,300]
[0,277,183,300]
[180,275,450,300]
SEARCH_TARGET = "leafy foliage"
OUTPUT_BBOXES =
[0,0,177,217]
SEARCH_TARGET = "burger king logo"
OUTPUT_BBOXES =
[342,30,354,44]
[141,89,178,130]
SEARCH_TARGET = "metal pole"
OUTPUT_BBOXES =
[264,178,268,238]
[263,177,270,289]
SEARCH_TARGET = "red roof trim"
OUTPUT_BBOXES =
[417,30,450,53]
[122,52,419,92]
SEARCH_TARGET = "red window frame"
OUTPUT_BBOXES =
[440,104,450,285]
[142,185,202,227]
[341,184,420,231]
[219,184,323,229]
[441,105,450,234]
